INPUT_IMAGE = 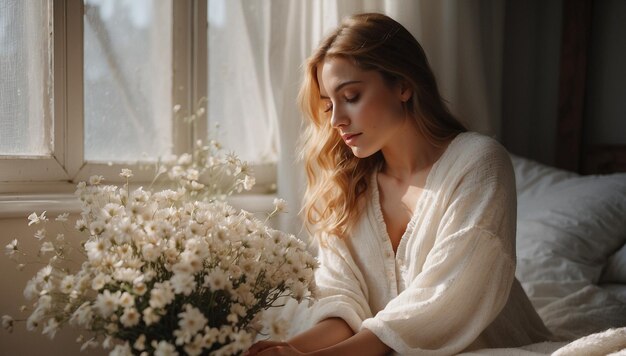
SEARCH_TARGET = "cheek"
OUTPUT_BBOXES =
[359,96,400,129]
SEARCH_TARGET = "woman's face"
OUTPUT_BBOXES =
[317,56,411,158]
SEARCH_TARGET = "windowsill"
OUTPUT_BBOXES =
[0,193,82,219]
[0,192,277,219]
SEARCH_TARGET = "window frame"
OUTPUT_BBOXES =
[0,0,277,207]
[0,0,278,220]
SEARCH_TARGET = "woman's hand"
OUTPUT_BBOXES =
[245,341,306,356]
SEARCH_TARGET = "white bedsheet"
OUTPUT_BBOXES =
[461,327,626,356]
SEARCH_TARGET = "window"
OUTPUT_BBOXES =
[0,1,50,157]
[0,0,276,199]
[0,0,61,184]
[83,0,173,163]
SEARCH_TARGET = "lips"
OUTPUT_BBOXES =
[341,133,361,144]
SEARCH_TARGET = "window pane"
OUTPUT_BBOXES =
[84,0,172,163]
[208,0,277,164]
[0,0,50,156]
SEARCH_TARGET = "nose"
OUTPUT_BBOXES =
[330,105,349,128]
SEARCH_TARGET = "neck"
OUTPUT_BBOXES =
[380,122,447,183]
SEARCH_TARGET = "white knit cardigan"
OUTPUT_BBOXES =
[305,132,551,355]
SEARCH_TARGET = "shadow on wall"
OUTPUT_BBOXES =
[0,216,107,356]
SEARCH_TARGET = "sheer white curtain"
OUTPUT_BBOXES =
[213,0,504,237]
[0,0,50,156]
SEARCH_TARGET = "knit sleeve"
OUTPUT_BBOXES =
[361,141,518,355]
[309,234,373,333]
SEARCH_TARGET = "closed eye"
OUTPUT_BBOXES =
[322,94,360,113]
[345,94,360,103]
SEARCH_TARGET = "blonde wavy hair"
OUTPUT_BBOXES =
[298,13,467,240]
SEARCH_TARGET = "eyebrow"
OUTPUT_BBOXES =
[320,80,362,99]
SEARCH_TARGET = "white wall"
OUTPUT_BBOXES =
[0,215,107,356]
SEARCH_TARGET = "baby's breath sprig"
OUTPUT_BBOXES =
[2,168,316,355]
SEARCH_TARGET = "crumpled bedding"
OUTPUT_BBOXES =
[460,327,626,356]
[462,285,626,355]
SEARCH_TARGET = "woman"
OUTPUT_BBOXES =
[248,13,551,356]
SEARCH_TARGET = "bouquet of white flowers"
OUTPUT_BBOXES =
[2,141,317,355]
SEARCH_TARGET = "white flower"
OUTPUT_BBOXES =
[102,203,124,220]
[26,311,42,331]
[134,334,146,351]
[119,292,135,308]
[153,340,178,356]
[231,329,254,353]
[133,282,148,296]
[142,307,161,326]
[177,153,192,165]
[85,237,110,263]
[91,273,111,291]
[37,295,52,313]
[243,175,255,190]
[110,343,133,356]
[226,313,238,324]
[89,220,106,236]
[40,241,55,255]
[5,239,18,256]
[120,308,140,327]
[36,265,53,283]
[27,211,48,226]
[88,175,104,185]
[186,168,199,181]
[80,339,99,352]
[190,181,205,191]
[2,315,14,332]
[174,304,208,346]
[42,318,60,339]
[34,229,46,241]
[141,243,161,262]
[55,213,69,222]
[266,315,289,341]
[119,168,134,179]
[114,267,141,283]
[60,275,75,294]
[74,219,87,231]
[170,273,196,296]
[95,289,121,318]
[205,269,230,291]
[149,282,174,309]
[172,260,194,275]
[273,198,288,213]
[23,278,39,300]
[184,334,204,356]
[102,335,114,349]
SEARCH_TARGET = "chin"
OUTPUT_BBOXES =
[350,147,376,159]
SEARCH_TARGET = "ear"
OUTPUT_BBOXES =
[398,80,413,102]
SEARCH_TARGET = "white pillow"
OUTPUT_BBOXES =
[602,243,626,284]
[510,154,626,307]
